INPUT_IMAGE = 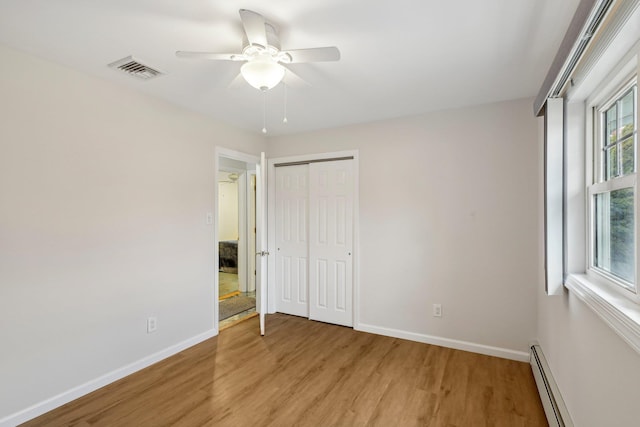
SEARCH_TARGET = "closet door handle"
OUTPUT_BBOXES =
[256,251,270,256]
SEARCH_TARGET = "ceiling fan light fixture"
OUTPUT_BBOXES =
[241,58,285,91]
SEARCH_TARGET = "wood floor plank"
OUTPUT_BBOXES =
[20,314,547,427]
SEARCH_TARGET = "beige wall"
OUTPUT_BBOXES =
[0,44,265,419]
[537,287,640,426]
[267,98,540,355]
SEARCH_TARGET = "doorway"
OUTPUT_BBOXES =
[217,155,257,329]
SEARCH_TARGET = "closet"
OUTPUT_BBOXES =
[274,159,354,327]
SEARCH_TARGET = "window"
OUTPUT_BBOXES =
[561,9,640,355]
[589,81,637,293]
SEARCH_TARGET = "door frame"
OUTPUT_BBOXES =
[267,150,360,329]
[214,147,259,333]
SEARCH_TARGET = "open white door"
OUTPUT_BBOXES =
[256,152,268,335]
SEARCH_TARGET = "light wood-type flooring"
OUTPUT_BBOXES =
[218,272,239,300]
[22,314,547,427]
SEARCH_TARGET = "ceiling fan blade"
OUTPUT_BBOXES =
[176,51,246,61]
[239,9,268,48]
[281,65,310,88]
[281,47,340,63]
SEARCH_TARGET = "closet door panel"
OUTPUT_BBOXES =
[274,165,309,317]
[309,160,354,326]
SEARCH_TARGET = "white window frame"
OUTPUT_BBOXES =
[585,59,639,302]
[587,79,638,296]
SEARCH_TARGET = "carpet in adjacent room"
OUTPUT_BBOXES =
[219,295,255,321]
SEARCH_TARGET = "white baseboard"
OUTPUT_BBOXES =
[355,323,529,362]
[1,329,218,427]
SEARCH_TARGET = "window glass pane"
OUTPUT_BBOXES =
[606,104,618,145]
[594,187,635,284]
[606,145,619,179]
[619,89,635,139]
[622,136,635,175]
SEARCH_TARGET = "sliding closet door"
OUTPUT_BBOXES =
[308,160,354,327]
[274,165,310,317]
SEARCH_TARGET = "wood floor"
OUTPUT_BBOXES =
[218,272,239,300]
[22,314,547,427]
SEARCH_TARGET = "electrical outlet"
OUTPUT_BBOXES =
[433,304,442,317]
[206,212,213,225]
[147,316,158,333]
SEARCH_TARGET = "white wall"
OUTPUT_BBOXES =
[537,287,640,426]
[267,98,540,357]
[0,44,265,421]
[217,173,238,241]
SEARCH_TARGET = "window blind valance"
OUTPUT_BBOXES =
[535,0,640,115]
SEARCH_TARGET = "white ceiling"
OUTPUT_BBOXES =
[0,0,580,136]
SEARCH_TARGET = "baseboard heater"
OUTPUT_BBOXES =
[530,345,573,427]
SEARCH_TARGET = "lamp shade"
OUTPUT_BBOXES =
[241,58,285,91]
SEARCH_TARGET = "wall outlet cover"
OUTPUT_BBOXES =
[147,316,158,333]
[433,304,442,317]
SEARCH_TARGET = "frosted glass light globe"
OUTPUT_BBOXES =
[241,58,285,91]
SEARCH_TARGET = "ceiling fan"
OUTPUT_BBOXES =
[176,9,340,91]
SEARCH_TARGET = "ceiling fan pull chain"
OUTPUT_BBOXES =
[283,82,288,124]
[262,90,267,134]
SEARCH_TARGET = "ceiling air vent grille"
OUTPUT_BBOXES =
[108,56,163,81]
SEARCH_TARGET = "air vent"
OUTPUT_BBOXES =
[108,56,163,80]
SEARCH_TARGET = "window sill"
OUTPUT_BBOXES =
[565,274,640,354]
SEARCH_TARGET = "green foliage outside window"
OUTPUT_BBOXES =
[595,86,636,285]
